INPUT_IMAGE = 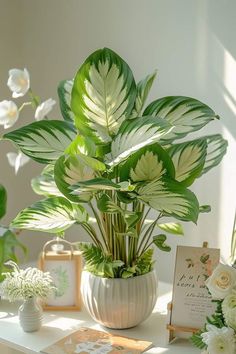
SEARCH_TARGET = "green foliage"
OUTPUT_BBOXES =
[0,229,27,282]
[0,184,7,220]
[3,48,227,278]
[190,300,225,349]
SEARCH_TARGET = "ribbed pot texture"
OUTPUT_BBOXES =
[81,270,158,329]
[18,297,43,332]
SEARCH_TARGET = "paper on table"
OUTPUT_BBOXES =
[41,327,153,354]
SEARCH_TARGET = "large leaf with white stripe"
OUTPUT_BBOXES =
[3,121,76,164]
[71,48,136,143]
[54,154,100,202]
[201,134,228,175]
[11,197,88,233]
[143,96,219,141]
[131,71,157,117]
[119,143,175,182]
[137,177,199,223]
[58,79,75,122]
[168,139,207,186]
[105,116,173,167]
[31,165,62,197]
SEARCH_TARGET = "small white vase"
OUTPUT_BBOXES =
[81,270,158,329]
[18,297,43,332]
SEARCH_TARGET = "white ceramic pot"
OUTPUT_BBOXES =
[81,270,158,329]
[18,297,43,332]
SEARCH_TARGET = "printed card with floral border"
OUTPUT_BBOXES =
[170,245,220,330]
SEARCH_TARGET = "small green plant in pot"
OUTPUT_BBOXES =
[1,48,227,328]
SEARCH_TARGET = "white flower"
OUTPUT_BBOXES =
[7,151,30,174]
[222,291,236,330]
[0,100,19,128]
[7,68,30,98]
[34,98,56,120]
[205,263,236,300]
[201,325,236,354]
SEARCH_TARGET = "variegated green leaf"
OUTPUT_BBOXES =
[131,71,157,117]
[157,222,184,235]
[11,197,88,233]
[71,48,136,143]
[137,176,199,223]
[106,116,173,167]
[153,234,171,252]
[31,165,62,197]
[168,139,207,186]
[57,79,75,122]
[3,120,76,164]
[54,155,95,202]
[119,143,175,182]
[70,178,124,195]
[143,96,219,141]
[65,135,96,156]
[201,134,228,175]
[97,194,122,213]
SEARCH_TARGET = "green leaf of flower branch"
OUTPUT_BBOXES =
[11,197,88,233]
[71,47,136,143]
[153,234,171,252]
[106,116,173,167]
[168,138,207,186]
[3,120,76,164]
[31,165,62,197]
[57,79,75,122]
[137,176,199,223]
[143,96,219,141]
[157,222,184,235]
[190,330,206,350]
[201,134,228,175]
[131,71,157,117]
[0,184,7,220]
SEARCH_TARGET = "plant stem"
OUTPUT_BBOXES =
[137,213,162,256]
[81,223,104,250]
[18,102,32,113]
[89,201,109,252]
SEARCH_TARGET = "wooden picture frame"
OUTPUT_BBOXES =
[38,239,82,311]
[166,242,220,343]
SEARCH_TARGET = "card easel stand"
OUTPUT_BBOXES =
[166,241,209,343]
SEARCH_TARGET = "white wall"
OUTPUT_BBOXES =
[0,0,235,282]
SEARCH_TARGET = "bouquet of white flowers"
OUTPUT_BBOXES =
[191,263,236,354]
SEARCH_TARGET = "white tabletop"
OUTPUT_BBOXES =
[0,281,199,354]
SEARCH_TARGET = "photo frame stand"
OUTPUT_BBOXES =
[38,238,82,311]
[166,241,209,343]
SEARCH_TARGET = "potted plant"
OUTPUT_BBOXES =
[0,260,55,332]
[1,48,227,328]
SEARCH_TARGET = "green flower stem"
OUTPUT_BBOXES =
[28,88,40,108]
[18,102,32,113]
